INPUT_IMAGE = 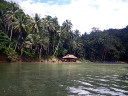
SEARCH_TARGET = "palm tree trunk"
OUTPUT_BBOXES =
[53,36,61,56]
[7,22,11,36]
[20,47,23,57]
[14,33,21,52]
[48,43,49,56]
[34,45,37,54]
[39,46,42,60]
[4,24,7,34]
[9,25,13,49]
[53,27,62,56]
[53,32,55,53]
[102,48,107,61]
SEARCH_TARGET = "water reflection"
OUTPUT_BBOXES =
[0,63,128,96]
[67,73,128,96]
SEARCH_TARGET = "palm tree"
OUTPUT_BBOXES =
[21,34,39,57]
[6,3,23,49]
[51,17,58,52]
[30,13,41,34]
[53,26,62,56]
[38,31,49,60]
[0,10,8,34]
[7,11,16,49]
[13,14,27,52]
[43,16,55,31]
[62,20,72,33]
[42,16,56,55]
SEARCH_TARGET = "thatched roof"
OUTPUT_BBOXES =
[62,54,78,59]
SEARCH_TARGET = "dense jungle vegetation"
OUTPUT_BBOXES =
[0,0,128,62]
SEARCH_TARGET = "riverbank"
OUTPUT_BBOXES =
[93,61,127,64]
[0,55,82,63]
[0,55,127,64]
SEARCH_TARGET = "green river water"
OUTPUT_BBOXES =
[0,62,128,96]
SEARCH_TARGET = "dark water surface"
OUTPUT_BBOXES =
[0,62,128,96]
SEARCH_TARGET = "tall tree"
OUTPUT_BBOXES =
[6,3,22,49]
[30,13,42,34]
[13,14,27,52]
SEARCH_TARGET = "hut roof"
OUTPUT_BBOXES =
[62,54,78,59]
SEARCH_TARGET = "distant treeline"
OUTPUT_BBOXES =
[0,0,128,62]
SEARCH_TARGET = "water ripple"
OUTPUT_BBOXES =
[68,86,90,95]
[77,80,93,86]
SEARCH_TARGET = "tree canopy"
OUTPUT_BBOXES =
[0,0,128,62]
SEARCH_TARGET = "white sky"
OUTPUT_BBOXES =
[6,0,128,34]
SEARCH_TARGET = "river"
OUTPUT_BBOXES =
[0,62,128,96]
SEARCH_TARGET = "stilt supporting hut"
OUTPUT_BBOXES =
[62,54,78,62]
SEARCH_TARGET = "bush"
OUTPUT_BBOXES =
[0,47,19,62]
[0,47,15,55]
[48,56,58,59]
[0,30,9,46]
[22,50,38,58]
[78,57,86,62]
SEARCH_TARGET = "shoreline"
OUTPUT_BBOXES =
[0,60,127,64]
[0,55,127,64]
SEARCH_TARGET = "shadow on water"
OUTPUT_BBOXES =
[125,67,128,69]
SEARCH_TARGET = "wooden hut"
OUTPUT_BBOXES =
[62,54,78,62]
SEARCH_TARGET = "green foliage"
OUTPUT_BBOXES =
[78,57,86,62]
[0,0,9,11]
[57,48,67,56]
[48,56,58,59]
[1,0,128,62]
[0,46,18,62]
[0,47,15,55]
[0,47,9,55]
[0,30,9,46]
[22,50,38,58]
